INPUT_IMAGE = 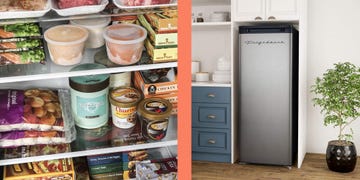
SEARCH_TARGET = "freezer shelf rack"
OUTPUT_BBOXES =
[0,116,177,166]
[0,47,177,84]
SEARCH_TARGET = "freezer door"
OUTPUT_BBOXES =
[239,32,293,165]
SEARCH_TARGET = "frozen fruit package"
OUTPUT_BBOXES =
[0,130,75,148]
[0,89,75,132]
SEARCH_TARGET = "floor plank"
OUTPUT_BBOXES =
[192,154,360,180]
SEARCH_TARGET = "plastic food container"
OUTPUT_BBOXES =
[69,63,110,129]
[70,17,111,48]
[44,25,88,66]
[103,24,147,65]
[109,87,142,129]
[137,98,172,141]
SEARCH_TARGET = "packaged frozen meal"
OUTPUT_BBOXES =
[3,158,75,180]
[0,23,41,39]
[0,38,43,51]
[136,157,177,180]
[0,48,45,66]
[0,89,74,132]
[4,144,71,159]
[0,130,70,148]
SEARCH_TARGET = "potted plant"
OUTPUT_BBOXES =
[311,62,360,172]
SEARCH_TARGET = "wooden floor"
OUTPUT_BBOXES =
[192,154,360,180]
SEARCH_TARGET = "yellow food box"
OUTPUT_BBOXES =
[138,14,177,48]
[144,12,177,32]
[145,39,177,63]
[3,158,75,180]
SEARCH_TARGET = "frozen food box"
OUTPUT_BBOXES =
[133,68,177,96]
[87,153,122,167]
[0,38,43,51]
[3,158,75,180]
[0,23,41,39]
[138,14,177,48]
[0,48,45,66]
[145,38,177,63]
[144,10,177,33]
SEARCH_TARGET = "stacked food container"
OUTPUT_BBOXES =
[138,8,178,64]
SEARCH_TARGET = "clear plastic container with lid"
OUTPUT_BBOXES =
[44,25,88,66]
[70,17,111,48]
[109,87,142,129]
[137,98,172,141]
[69,63,110,129]
[103,24,147,65]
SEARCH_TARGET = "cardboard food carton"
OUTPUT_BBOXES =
[144,12,177,33]
[145,39,177,63]
[3,158,75,180]
[133,68,177,96]
[138,14,177,48]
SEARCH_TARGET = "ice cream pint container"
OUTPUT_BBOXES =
[109,87,142,129]
[137,98,172,141]
[69,63,110,129]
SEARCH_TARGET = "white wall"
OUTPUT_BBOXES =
[307,0,360,154]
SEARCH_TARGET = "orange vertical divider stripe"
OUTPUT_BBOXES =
[178,0,192,179]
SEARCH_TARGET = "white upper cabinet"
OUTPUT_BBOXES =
[234,0,299,21]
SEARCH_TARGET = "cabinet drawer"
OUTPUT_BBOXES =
[192,128,231,154]
[192,87,230,103]
[192,103,230,129]
[192,152,231,163]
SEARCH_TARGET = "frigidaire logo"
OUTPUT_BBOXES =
[245,40,285,45]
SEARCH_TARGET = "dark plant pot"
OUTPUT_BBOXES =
[326,140,357,173]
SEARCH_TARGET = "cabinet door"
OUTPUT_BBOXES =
[266,0,299,21]
[233,0,266,21]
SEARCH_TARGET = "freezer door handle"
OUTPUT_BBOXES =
[208,139,216,144]
[207,93,216,98]
[268,16,276,20]
[207,115,216,119]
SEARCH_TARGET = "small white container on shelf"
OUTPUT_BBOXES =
[195,72,210,82]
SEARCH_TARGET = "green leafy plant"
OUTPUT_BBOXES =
[311,62,360,142]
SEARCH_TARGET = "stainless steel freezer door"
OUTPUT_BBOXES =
[239,33,293,165]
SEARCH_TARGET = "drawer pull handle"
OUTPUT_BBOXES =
[207,115,216,119]
[208,139,216,144]
[254,16,262,20]
[268,16,276,20]
[207,93,216,98]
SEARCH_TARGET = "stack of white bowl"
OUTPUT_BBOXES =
[212,57,231,83]
[209,12,230,22]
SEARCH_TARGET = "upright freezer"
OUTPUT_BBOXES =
[238,25,298,165]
